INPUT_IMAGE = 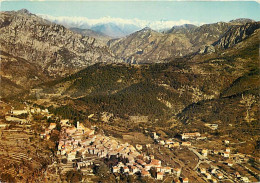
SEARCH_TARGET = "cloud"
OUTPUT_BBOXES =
[38,14,203,31]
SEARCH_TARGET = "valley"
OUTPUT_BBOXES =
[0,8,259,183]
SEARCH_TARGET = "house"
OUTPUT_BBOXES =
[11,109,28,116]
[155,167,161,172]
[224,152,230,158]
[212,179,217,183]
[224,140,230,144]
[165,139,174,145]
[152,132,159,139]
[174,142,180,147]
[130,166,139,173]
[141,170,150,177]
[200,168,206,174]
[183,177,189,183]
[5,116,27,123]
[45,134,50,140]
[241,177,249,183]
[60,119,69,126]
[144,164,152,171]
[156,172,164,180]
[217,173,223,179]
[159,140,165,145]
[67,150,77,161]
[226,148,231,153]
[164,167,172,173]
[227,160,233,167]
[136,159,146,167]
[146,144,151,148]
[48,123,56,130]
[136,144,142,151]
[182,142,191,146]
[235,172,241,178]
[150,159,161,167]
[181,132,201,139]
[174,168,181,177]
[213,150,219,155]
[202,149,208,157]
[112,166,120,173]
[210,168,216,174]
[66,126,77,134]
[205,173,211,179]
[123,166,129,173]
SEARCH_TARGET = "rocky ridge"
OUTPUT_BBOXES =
[108,20,258,64]
[0,9,120,77]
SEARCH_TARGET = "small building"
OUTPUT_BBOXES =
[182,142,191,146]
[174,168,181,177]
[210,168,216,174]
[156,172,164,180]
[136,144,142,151]
[226,148,231,153]
[227,160,233,167]
[205,173,211,179]
[212,179,217,183]
[202,149,208,157]
[123,166,129,173]
[159,140,165,145]
[241,177,249,183]
[150,159,161,167]
[146,144,151,148]
[224,152,230,158]
[183,177,189,183]
[235,172,241,178]
[11,109,28,115]
[141,170,150,177]
[200,168,206,174]
[181,132,201,139]
[48,123,57,130]
[224,140,230,144]
[112,166,120,173]
[217,173,223,179]
[164,167,172,173]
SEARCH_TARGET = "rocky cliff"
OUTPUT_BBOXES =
[0,9,120,78]
[213,22,260,49]
[108,20,256,64]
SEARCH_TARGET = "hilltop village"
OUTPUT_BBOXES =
[0,100,259,183]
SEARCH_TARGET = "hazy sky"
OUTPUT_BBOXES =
[1,1,259,24]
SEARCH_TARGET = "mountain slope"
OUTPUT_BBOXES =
[108,20,257,64]
[31,27,259,120]
[0,51,51,98]
[70,27,111,44]
[0,9,120,78]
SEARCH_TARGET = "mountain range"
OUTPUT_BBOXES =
[0,9,120,97]
[0,8,259,169]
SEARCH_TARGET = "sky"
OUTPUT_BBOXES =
[0,1,259,30]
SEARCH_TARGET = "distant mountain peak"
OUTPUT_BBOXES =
[142,27,152,31]
[17,9,31,15]
[229,18,255,24]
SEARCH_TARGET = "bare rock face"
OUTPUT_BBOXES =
[108,20,257,64]
[108,22,234,64]
[0,10,120,77]
[213,22,260,49]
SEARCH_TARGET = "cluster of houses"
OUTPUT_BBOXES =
[51,121,187,181]
[149,131,193,150]
[5,107,51,125]
[198,167,223,183]
[181,132,202,140]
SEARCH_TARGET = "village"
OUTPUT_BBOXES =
[0,100,259,182]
